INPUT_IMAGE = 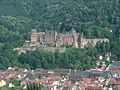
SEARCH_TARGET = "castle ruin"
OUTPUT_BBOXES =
[14,29,109,54]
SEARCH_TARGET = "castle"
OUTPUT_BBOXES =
[14,29,109,54]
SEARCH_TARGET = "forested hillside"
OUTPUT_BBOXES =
[0,0,120,70]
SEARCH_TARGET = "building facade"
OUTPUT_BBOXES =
[14,29,109,54]
[30,29,109,48]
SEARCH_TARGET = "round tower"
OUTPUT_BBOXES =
[31,29,38,43]
[71,28,78,48]
[80,33,84,48]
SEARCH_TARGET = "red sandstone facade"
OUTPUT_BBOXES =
[14,29,109,54]
[31,29,109,48]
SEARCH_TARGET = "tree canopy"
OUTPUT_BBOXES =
[0,0,120,70]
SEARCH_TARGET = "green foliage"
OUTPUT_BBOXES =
[0,87,25,90]
[18,48,96,70]
[27,83,41,90]
[11,79,21,86]
[0,0,120,70]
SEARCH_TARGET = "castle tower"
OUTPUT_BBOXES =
[79,33,84,48]
[54,31,58,47]
[31,29,38,43]
[71,28,78,48]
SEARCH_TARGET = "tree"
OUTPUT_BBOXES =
[27,83,41,90]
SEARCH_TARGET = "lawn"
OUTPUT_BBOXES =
[0,87,25,90]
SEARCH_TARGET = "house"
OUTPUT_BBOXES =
[0,79,6,87]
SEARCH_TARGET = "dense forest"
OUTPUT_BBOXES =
[0,0,120,70]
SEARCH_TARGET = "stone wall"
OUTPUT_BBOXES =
[30,29,109,48]
[15,29,109,54]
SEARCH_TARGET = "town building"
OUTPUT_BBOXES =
[1,61,120,90]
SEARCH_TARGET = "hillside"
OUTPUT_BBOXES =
[0,0,119,70]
